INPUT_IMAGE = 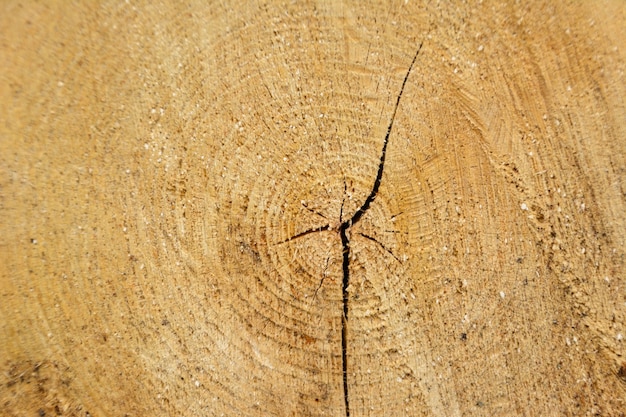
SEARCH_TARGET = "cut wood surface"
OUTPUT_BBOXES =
[1,1,625,416]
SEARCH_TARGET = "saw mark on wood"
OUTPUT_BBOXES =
[275,42,423,416]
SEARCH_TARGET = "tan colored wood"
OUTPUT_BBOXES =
[1,1,625,416]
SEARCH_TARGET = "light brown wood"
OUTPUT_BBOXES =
[1,1,625,416]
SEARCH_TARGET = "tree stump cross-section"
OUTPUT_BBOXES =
[276,42,423,417]
[1,2,625,416]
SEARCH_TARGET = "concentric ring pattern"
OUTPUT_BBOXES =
[4,2,626,417]
[203,16,434,412]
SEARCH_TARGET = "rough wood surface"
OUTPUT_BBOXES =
[1,1,625,416]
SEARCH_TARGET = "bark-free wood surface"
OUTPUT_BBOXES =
[1,1,625,416]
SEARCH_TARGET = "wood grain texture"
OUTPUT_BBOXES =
[1,1,625,416]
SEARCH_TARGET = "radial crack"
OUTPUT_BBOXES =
[358,232,401,263]
[339,42,423,417]
[276,224,330,244]
[342,42,424,230]
[276,43,423,416]
[302,201,328,219]
[339,224,351,416]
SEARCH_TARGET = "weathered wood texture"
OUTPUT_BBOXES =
[1,1,625,416]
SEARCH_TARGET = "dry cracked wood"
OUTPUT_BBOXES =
[1,1,625,416]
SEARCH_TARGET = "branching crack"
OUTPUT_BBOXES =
[339,42,422,416]
[276,42,423,417]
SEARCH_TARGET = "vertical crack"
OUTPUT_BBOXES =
[339,224,351,416]
[340,42,422,417]
[272,42,423,416]
[342,43,423,231]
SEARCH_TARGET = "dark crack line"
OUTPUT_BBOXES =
[390,211,404,221]
[302,201,328,220]
[276,224,330,244]
[313,255,331,299]
[339,224,351,416]
[272,42,423,417]
[339,42,423,417]
[358,232,401,263]
[341,42,423,231]
[340,177,347,224]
